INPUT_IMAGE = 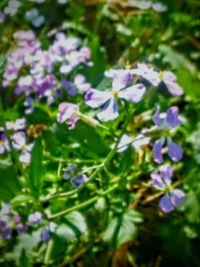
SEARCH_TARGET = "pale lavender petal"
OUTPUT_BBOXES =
[163,71,177,82]
[1,204,11,215]
[19,150,31,164]
[132,63,160,86]
[85,89,111,108]
[160,164,173,180]
[112,72,132,90]
[12,132,26,150]
[170,189,185,208]
[132,134,151,149]
[151,171,166,189]
[166,106,181,128]
[164,80,184,96]
[57,102,79,126]
[117,134,133,153]
[159,193,174,213]
[153,138,164,164]
[118,83,146,103]
[28,211,43,225]
[167,139,183,162]
[97,99,118,122]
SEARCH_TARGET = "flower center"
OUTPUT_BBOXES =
[112,90,118,98]
[159,71,164,80]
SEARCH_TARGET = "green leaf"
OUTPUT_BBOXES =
[11,194,34,206]
[159,44,197,74]
[56,211,88,243]
[29,136,43,193]
[19,249,32,267]
[0,161,21,201]
[103,210,143,248]
[13,230,41,261]
[177,68,200,98]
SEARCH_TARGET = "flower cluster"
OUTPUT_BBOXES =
[0,118,33,164]
[0,204,27,240]
[152,106,183,164]
[132,63,183,96]
[85,70,146,121]
[25,8,45,28]
[151,165,185,213]
[63,164,89,188]
[3,31,92,114]
[0,205,56,243]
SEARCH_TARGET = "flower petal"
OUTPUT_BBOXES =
[170,189,185,208]
[97,99,118,122]
[153,138,164,164]
[166,106,181,127]
[117,134,133,153]
[167,139,183,162]
[151,171,166,189]
[164,80,184,96]
[163,71,177,82]
[85,89,111,108]
[19,151,31,164]
[119,83,146,103]
[132,134,151,149]
[112,72,132,90]
[160,164,173,180]
[152,106,161,126]
[159,193,174,213]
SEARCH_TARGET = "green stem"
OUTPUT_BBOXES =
[48,184,118,220]
[41,108,133,203]
[44,239,54,265]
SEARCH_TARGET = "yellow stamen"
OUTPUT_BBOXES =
[112,90,118,98]
[159,71,164,80]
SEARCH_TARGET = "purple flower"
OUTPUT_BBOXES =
[85,70,146,121]
[13,214,22,224]
[71,174,88,188]
[1,227,12,240]
[159,190,185,213]
[1,204,11,215]
[57,102,80,129]
[0,220,7,229]
[17,76,33,94]
[40,228,51,242]
[24,96,34,114]
[6,118,26,131]
[117,132,151,153]
[0,133,10,154]
[0,11,5,23]
[61,80,78,96]
[25,8,45,28]
[16,224,28,234]
[152,106,183,163]
[74,74,91,93]
[12,132,33,164]
[4,0,21,16]
[28,211,43,225]
[151,165,185,213]
[78,47,91,63]
[132,63,183,96]
[63,164,77,180]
